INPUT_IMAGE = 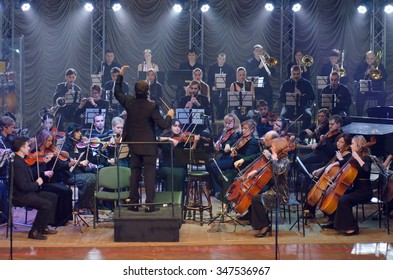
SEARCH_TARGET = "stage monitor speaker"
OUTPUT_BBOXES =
[367,106,393,119]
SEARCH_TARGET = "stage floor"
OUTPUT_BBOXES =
[0,197,392,260]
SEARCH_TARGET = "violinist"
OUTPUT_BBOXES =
[248,137,290,237]
[298,108,330,145]
[304,133,352,220]
[272,118,289,136]
[30,130,73,226]
[0,116,15,225]
[158,119,200,192]
[39,113,65,147]
[74,85,109,126]
[279,65,315,129]
[252,99,275,138]
[11,137,58,240]
[208,113,241,196]
[105,116,128,167]
[60,124,97,212]
[322,135,373,235]
[52,68,82,131]
[207,119,259,200]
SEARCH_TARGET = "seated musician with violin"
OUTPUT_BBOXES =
[252,99,276,138]
[29,130,73,226]
[304,133,352,219]
[11,137,58,240]
[298,108,329,146]
[75,85,109,126]
[208,119,260,201]
[319,135,374,235]
[279,65,315,130]
[38,113,66,147]
[158,119,200,193]
[58,124,97,212]
[209,113,241,196]
[104,116,128,167]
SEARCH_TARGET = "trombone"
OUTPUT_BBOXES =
[370,51,383,80]
[336,50,347,77]
[48,97,66,116]
[260,51,278,76]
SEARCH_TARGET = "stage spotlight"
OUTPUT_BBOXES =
[357,0,370,14]
[385,4,393,14]
[20,0,31,11]
[111,0,121,12]
[291,1,301,12]
[84,1,94,12]
[200,0,210,13]
[265,2,275,12]
[173,0,183,13]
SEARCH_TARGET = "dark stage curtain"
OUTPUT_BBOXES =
[12,0,393,132]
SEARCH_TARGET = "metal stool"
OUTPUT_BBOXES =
[183,171,213,226]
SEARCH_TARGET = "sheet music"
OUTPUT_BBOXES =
[175,108,204,125]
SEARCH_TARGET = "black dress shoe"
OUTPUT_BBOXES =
[254,226,272,238]
[127,205,139,212]
[321,222,335,229]
[42,228,57,235]
[28,229,47,240]
[145,206,159,213]
[344,227,359,236]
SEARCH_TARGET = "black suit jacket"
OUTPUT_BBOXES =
[114,76,172,155]
[12,155,40,202]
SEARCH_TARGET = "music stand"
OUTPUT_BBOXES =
[359,79,370,93]
[248,76,264,88]
[138,71,166,85]
[176,108,204,125]
[285,92,299,106]
[167,70,193,86]
[84,108,107,125]
[215,73,227,89]
[91,74,101,87]
[316,76,329,90]
[227,91,253,108]
[321,93,336,108]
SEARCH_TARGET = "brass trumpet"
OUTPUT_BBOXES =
[336,50,347,77]
[370,51,383,80]
[301,55,314,67]
[48,97,66,116]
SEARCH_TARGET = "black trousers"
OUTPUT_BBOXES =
[130,153,156,204]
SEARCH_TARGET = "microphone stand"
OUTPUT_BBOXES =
[7,153,15,260]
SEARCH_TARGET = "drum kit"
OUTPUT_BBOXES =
[0,71,17,114]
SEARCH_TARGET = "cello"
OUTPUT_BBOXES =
[319,137,376,215]
[226,138,295,214]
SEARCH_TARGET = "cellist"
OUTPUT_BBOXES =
[322,135,373,235]
[248,137,291,238]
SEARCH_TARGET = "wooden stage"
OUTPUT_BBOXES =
[0,197,392,260]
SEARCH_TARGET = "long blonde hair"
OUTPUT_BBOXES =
[352,135,371,159]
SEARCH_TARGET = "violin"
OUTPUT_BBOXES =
[230,135,252,157]
[214,128,236,151]
[50,127,65,140]
[317,129,340,147]
[258,112,278,126]
[45,148,70,162]
[76,137,101,149]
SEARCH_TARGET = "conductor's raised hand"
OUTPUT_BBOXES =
[120,65,130,76]
[167,108,175,118]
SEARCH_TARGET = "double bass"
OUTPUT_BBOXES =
[226,139,295,214]
[319,137,376,215]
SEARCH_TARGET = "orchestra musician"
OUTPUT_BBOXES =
[304,133,352,220]
[96,49,122,87]
[320,49,348,85]
[146,68,163,109]
[52,68,82,131]
[114,72,174,213]
[74,85,109,126]
[321,135,373,235]
[279,65,315,129]
[30,129,73,226]
[207,53,236,120]
[229,67,255,121]
[105,116,128,167]
[207,119,260,201]
[252,99,276,138]
[320,71,351,116]
[59,124,97,213]
[354,50,387,116]
[272,118,289,136]
[178,80,211,135]
[246,44,275,109]
[208,113,241,196]
[298,108,330,145]
[158,119,200,192]
[185,68,210,101]
[104,67,129,117]
[248,137,290,237]
[0,116,15,225]
[11,137,58,240]
[287,50,310,81]
[137,49,159,74]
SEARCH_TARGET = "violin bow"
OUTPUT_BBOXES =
[159,97,171,112]
[85,120,94,161]
[283,113,303,134]
[34,137,40,180]
[51,140,65,172]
